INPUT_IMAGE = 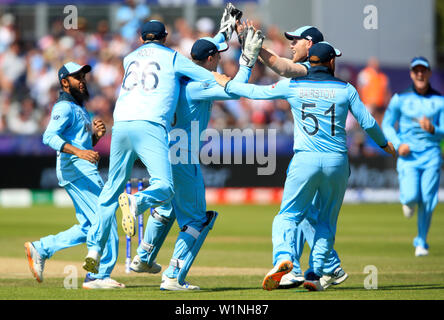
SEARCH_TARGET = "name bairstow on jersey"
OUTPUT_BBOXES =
[298,88,336,99]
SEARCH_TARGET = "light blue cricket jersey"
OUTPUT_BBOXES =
[43,92,97,186]
[169,65,251,163]
[114,42,215,129]
[225,65,387,153]
[382,85,444,152]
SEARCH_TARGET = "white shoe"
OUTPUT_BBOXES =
[278,271,304,289]
[402,204,415,218]
[303,272,324,291]
[82,276,125,289]
[130,255,162,274]
[24,242,45,283]
[415,246,429,257]
[160,274,200,291]
[119,193,137,237]
[262,260,293,291]
[320,267,348,289]
[83,250,100,274]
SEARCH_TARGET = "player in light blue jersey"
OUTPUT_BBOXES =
[24,62,124,289]
[128,25,264,290]
[82,18,240,275]
[257,25,322,79]
[244,23,348,288]
[382,57,444,257]
[214,42,396,291]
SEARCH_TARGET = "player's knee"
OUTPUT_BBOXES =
[155,181,175,203]
[402,194,419,207]
[99,207,117,224]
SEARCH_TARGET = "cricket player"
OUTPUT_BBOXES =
[214,42,396,291]
[239,24,347,289]
[128,26,263,291]
[382,57,444,257]
[257,26,316,78]
[25,62,124,289]
[83,17,240,274]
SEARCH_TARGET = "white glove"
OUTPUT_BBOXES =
[239,27,265,68]
[219,2,242,41]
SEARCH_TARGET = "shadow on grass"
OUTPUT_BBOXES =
[377,284,444,291]
[125,285,161,289]
[332,284,444,291]
[204,287,262,292]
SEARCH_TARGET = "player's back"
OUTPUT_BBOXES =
[114,42,180,128]
[287,66,352,154]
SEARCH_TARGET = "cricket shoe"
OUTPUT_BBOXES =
[303,271,324,291]
[119,192,137,237]
[83,250,100,274]
[320,267,348,289]
[278,271,305,289]
[402,204,415,218]
[130,255,162,274]
[262,260,293,291]
[415,246,429,257]
[24,242,45,283]
[160,274,200,291]
[82,274,125,289]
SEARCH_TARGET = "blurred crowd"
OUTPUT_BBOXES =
[0,1,393,157]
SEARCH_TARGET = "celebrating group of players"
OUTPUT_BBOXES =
[24,2,443,291]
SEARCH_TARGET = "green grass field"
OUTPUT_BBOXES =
[1,203,444,300]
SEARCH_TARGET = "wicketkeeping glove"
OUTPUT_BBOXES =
[219,2,242,41]
[239,27,265,68]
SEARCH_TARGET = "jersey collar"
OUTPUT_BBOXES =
[411,84,435,96]
[57,91,83,106]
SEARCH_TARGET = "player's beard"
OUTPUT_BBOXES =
[69,83,90,105]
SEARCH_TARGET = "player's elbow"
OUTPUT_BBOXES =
[42,131,51,147]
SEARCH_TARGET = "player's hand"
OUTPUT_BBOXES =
[236,19,254,46]
[239,26,265,68]
[93,118,106,139]
[76,149,100,164]
[212,71,231,87]
[398,143,410,157]
[219,2,242,41]
[419,116,435,134]
[382,141,396,157]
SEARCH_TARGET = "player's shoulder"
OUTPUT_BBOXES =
[296,60,310,71]
[127,43,176,60]
[292,66,348,87]
[270,77,291,90]
[428,86,442,97]
[397,86,416,97]
[54,93,77,111]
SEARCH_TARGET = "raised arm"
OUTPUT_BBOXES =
[186,65,252,101]
[173,52,216,82]
[214,73,289,100]
[186,26,262,101]
[259,46,308,78]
